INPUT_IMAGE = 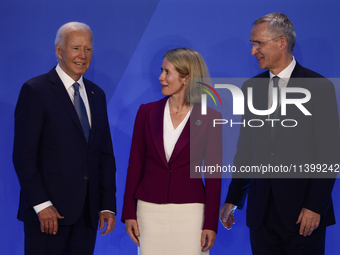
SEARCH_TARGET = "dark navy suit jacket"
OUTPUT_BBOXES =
[226,62,340,232]
[122,97,222,232]
[13,67,116,228]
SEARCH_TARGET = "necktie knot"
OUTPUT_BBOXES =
[272,76,280,88]
[73,82,80,94]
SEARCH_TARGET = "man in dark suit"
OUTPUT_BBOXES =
[219,13,339,255]
[13,22,117,255]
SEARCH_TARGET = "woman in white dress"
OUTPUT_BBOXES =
[122,48,222,255]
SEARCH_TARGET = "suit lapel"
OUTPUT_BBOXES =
[84,80,95,144]
[49,68,87,144]
[149,97,169,169]
[271,62,304,143]
[251,74,272,143]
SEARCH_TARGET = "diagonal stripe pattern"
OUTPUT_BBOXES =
[73,82,90,142]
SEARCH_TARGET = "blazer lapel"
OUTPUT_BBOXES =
[168,105,202,165]
[49,68,87,144]
[149,97,169,169]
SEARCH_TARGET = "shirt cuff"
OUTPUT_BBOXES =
[33,201,53,214]
[100,210,115,215]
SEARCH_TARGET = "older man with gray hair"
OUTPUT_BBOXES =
[220,13,339,255]
[13,22,117,255]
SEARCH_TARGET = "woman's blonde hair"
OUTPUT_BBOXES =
[164,48,210,104]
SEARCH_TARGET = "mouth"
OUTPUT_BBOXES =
[75,62,86,66]
[256,56,264,62]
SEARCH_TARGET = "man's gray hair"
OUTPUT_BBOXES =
[55,22,93,48]
[253,13,296,53]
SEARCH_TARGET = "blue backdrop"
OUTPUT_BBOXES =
[1,0,339,254]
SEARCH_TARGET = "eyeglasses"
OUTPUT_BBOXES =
[249,37,280,49]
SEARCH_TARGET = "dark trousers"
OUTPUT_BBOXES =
[24,191,97,255]
[250,191,326,255]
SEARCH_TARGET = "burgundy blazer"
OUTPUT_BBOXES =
[122,97,222,232]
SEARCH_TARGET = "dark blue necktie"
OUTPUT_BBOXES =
[270,76,280,139]
[73,82,90,142]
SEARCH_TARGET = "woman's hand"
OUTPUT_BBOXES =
[125,219,140,246]
[201,229,216,251]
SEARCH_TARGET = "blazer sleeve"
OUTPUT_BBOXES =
[202,110,222,233]
[13,81,50,208]
[121,104,147,221]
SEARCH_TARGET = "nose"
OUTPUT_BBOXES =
[251,45,258,56]
[159,72,164,81]
[78,49,86,59]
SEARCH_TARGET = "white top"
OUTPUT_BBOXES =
[163,98,192,162]
[268,56,296,108]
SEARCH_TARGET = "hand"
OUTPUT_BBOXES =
[201,229,216,251]
[219,203,237,230]
[296,207,320,236]
[99,212,116,235]
[37,205,64,235]
[125,219,140,246]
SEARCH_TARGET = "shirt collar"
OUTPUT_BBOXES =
[55,64,84,90]
[269,56,296,80]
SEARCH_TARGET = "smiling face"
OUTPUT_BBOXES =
[56,29,93,81]
[250,22,285,74]
[159,58,188,97]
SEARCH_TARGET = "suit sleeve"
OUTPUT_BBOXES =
[225,83,251,209]
[201,110,222,233]
[121,104,147,222]
[303,78,339,216]
[13,82,50,208]
[98,93,117,214]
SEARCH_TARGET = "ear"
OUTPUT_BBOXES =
[279,37,288,51]
[182,74,189,85]
[56,43,62,60]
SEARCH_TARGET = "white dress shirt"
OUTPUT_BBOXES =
[268,56,296,108]
[56,64,92,126]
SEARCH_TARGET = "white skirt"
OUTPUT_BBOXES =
[137,200,209,255]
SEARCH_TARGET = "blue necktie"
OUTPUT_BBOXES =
[73,82,90,142]
[270,76,280,139]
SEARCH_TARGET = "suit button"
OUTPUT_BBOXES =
[83,176,89,181]
[270,152,274,156]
